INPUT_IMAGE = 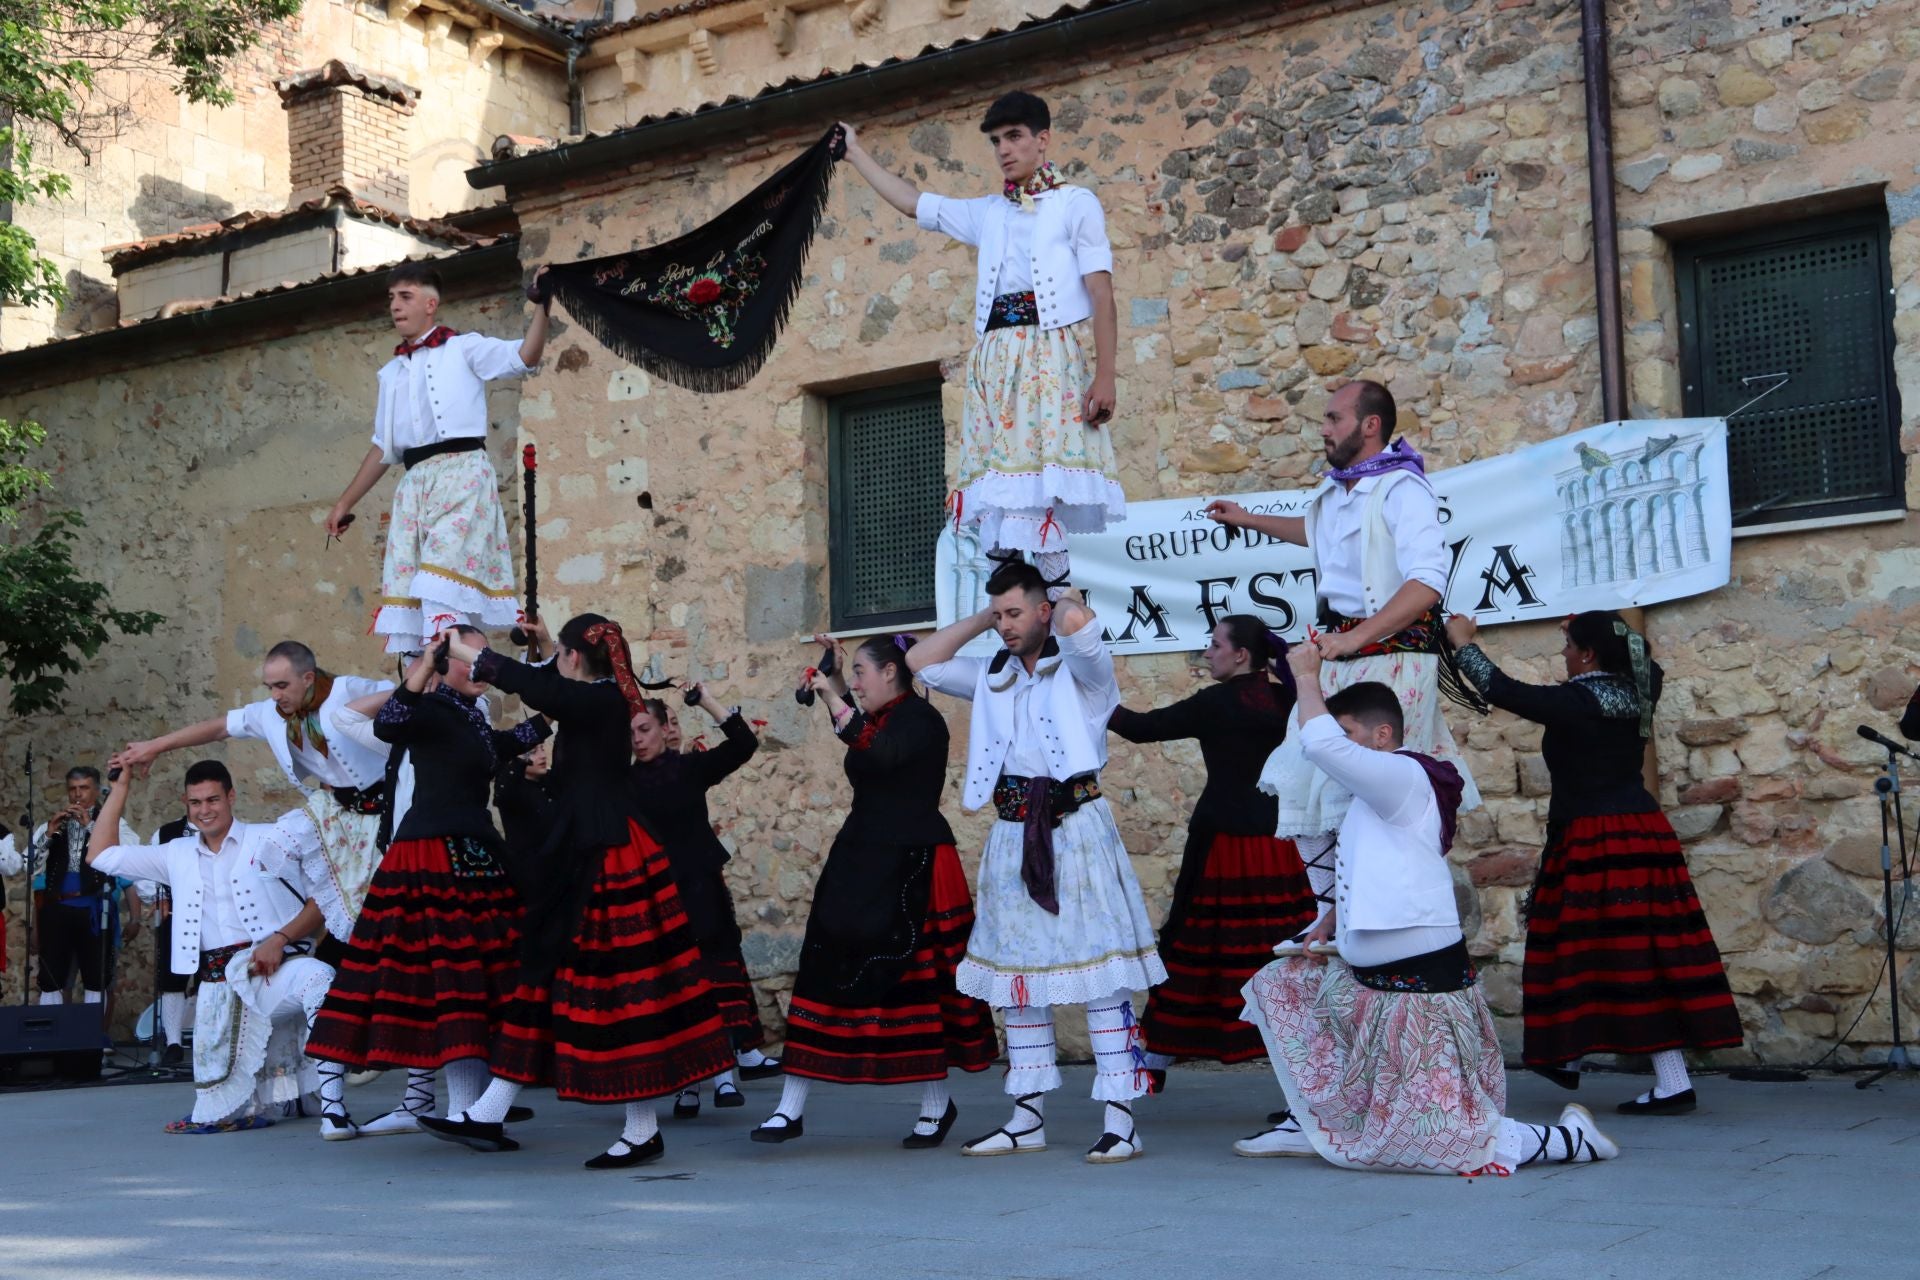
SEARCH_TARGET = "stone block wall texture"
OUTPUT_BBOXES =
[7,0,1920,1064]
[0,289,526,1034]
[1,0,569,349]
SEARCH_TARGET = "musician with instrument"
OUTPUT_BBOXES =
[28,766,141,1007]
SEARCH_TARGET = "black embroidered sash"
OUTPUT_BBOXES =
[993,773,1102,916]
[986,291,1039,331]
[536,127,845,393]
[1350,939,1477,994]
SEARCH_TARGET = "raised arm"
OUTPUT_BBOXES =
[1451,639,1594,728]
[1053,598,1117,702]
[118,715,229,780]
[839,123,921,218]
[1108,687,1212,745]
[909,607,994,675]
[1203,499,1307,547]
[690,696,758,786]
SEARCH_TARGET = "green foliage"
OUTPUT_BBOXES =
[0,510,163,716]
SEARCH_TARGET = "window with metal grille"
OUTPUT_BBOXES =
[828,381,945,630]
[1675,208,1903,531]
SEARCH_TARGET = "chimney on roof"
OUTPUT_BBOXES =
[275,60,420,214]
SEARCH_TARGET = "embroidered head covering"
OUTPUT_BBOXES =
[1005,160,1064,213]
[1613,618,1656,739]
[394,325,458,358]
[278,671,334,759]
[1326,436,1429,485]
[580,620,646,719]
[1262,627,1298,701]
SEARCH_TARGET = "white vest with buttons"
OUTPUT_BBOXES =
[955,646,1114,812]
[1305,469,1426,618]
[918,186,1103,337]
[159,822,311,976]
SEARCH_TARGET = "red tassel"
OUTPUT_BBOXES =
[1010,974,1029,1008]
[1037,507,1061,547]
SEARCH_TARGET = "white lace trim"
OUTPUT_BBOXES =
[955,954,1167,1010]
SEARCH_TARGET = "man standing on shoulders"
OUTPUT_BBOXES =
[1205,379,1481,919]
[840,97,1124,597]
[90,761,333,1134]
[324,262,550,656]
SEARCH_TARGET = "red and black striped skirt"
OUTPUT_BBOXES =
[783,845,998,1084]
[307,837,523,1070]
[489,820,734,1102]
[1142,831,1317,1064]
[1522,811,1744,1065]
[681,863,766,1053]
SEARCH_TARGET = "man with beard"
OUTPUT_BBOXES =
[1204,379,1480,924]
[909,560,1163,1164]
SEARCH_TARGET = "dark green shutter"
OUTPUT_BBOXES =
[828,381,945,629]
[1676,209,1902,527]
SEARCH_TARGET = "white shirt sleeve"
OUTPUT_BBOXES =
[917,655,985,701]
[1069,189,1114,277]
[915,192,993,248]
[1383,477,1450,598]
[457,332,533,380]
[225,698,276,745]
[1056,618,1118,705]
[1298,714,1427,827]
[0,833,20,876]
[91,840,170,885]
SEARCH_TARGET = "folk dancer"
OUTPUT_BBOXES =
[419,616,733,1168]
[323,261,550,655]
[1107,617,1316,1087]
[1448,611,1742,1113]
[909,560,1164,1163]
[307,634,549,1140]
[752,634,997,1146]
[1205,380,1481,927]
[89,761,334,1134]
[839,94,1122,597]
[629,685,781,1121]
[1234,645,1620,1173]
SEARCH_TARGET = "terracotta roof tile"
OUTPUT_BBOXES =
[104,187,478,271]
[274,59,422,107]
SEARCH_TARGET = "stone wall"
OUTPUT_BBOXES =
[0,285,527,1031]
[508,0,1920,1063]
[2,0,568,349]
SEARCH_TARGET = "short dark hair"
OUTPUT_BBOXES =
[451,624,486,643]
[183,760,234,792]
[1325,681,1405,746]
[641,697,672,727]
[1349,379,1398,445]
[387,261,444,292]
[981,92,1050,135]
[66,766,102,786]
[266,640,317,675]
[985,559,1048,603]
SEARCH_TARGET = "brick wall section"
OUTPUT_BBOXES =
[286,86,414,212]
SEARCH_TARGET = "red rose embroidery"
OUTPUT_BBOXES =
[686,277,722,305]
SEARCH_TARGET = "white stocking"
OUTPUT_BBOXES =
[461,1077,521,1125]
[317,1062,350,1122]
[1003,1005,1061,1095]
[619,1101,659,1149]
[760,1076,811,1129]
[1647,1049,1692,1100]
[444,1058,492,1117]
[1086,998,1148,1103]
[1297,832,1337,924]
[160,993,187,1046]
[37,990,62,1006]
[82,989,103,1005]
[915,1080,952,1136]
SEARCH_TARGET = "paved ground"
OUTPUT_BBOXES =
[1,1061,1913,1280]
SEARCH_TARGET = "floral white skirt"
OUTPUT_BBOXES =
[957,320,1126,555]
[1259,652,1481,838]
[373,448,519,654]
[956,798,1166,1009]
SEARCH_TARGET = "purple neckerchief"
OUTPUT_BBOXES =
[1326,438,1428,485]
[1021,777,1061,915]
[1397,750,1464,856]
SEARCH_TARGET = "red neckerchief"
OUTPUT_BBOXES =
[849,692,910,750]
[394,325,458,358]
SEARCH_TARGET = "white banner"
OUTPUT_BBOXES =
[936,419,1732,655]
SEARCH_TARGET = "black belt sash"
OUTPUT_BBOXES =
[993,772,1101,916]
[401,438,485,470]
[1349,939,1477,994]
[328,781,388,816]
[985,290,1039,332]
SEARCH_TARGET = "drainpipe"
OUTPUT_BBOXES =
[567,41,583,137]
[1580,0,1628,423]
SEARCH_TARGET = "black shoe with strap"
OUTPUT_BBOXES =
[506,1105,536,1124]
[750,1113,804,1143]
[901,1099,958,1149]
[1615,1087,1696,1115]
[1530,1063,1582,1091]
[714,1082,746,1109]
[737,1057,784,1082]
[672,1090,700,1120]
[418,1113,519,1153]
[584,1132,665,1169]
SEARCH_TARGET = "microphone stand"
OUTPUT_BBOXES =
[1858,747,1915,1087]
[17,745,34,1008]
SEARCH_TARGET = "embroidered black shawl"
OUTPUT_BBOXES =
[536,127,845,393]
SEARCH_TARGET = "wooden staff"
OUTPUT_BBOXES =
[508,444,538,648]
